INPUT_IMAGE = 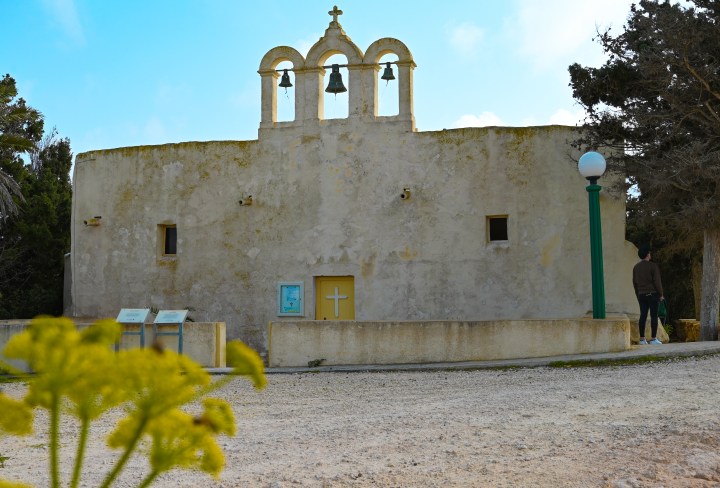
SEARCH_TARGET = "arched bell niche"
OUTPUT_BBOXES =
[257,9,416,131]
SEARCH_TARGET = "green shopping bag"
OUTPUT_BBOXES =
[658,300,667,319]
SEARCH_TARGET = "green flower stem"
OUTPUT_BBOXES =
[136,470,160,488]
[49,393,61,488]
[194,375,233,401]
[99,416,148,488]
[70,416,91,488]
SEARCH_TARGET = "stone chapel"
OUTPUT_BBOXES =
[68,8,640,355]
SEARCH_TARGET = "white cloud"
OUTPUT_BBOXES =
[448,22,485,56]
[483,109,586,128]
[548,108,587,126]
[453,112,503,128]
[509,0,634,71]
[41,0,85,45]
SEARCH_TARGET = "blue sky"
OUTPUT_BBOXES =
[3,0,641,164]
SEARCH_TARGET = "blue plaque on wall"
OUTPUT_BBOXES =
[277,282,304,316]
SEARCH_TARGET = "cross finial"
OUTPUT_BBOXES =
[328,5,343,23]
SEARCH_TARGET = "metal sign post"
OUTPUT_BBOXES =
[115,308,151,351]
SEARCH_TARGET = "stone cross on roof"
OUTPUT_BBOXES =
[328,5,343,24]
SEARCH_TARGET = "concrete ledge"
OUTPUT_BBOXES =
[267,318,631,368]
[0,320,226,372]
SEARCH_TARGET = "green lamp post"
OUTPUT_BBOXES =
[578,151,607,319]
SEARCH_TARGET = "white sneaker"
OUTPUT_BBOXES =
[649,338,662,345]
[639,339,648,345]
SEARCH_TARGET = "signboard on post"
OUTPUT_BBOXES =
[116,308,151,324]
[153,309,189,354]
[154,309,189,324]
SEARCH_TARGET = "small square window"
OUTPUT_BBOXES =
[159,224,177,256]
[487,216,508,242]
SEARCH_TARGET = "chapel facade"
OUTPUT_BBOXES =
[68,8,640,355]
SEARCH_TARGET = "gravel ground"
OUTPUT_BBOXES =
[2,355,720,487]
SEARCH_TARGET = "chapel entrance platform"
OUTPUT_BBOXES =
[267,316,632,368]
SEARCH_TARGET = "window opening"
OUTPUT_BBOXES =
[487,216,508,242]
[162,225,177,255]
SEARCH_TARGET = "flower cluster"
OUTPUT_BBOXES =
[0,316,266,488]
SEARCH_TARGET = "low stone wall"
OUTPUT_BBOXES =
[0,320,226,372]
[267,317,632,368]
[0,322,29,373]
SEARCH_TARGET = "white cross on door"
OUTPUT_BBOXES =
[326,287,348,318]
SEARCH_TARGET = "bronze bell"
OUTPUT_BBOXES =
[279,69,293,88]
[381,62,395,81]
[325,64,347,94]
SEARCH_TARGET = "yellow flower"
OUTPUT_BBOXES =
[226,340,267,390]
[197,398,236,436]
[146,407,227,478]
[114,347,211,418]
[65,343,127,421]
[1,317,267,487]
[106,413,147,450]
[198,436,224,476]
[0,480,34,488]
[0,393,32,436]
[79,318,122,345]
[3,316,77,372]
[4,317,124,415]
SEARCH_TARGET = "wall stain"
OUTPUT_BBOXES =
[361,253,377,278]
[234,271,250,286]
[399,245,419,260]
[157,259,178,270]
[541,234,561,268]
[302,135,320,144]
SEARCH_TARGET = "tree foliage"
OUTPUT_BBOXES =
[626,194,700,324]
[568,0,720,337]
[0,74,42,219]
[0,75,72,318]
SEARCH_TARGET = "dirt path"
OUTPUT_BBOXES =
[2,355,720,487]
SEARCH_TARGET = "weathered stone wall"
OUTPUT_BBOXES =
[70,123,639,355]
[267,318,632,367]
